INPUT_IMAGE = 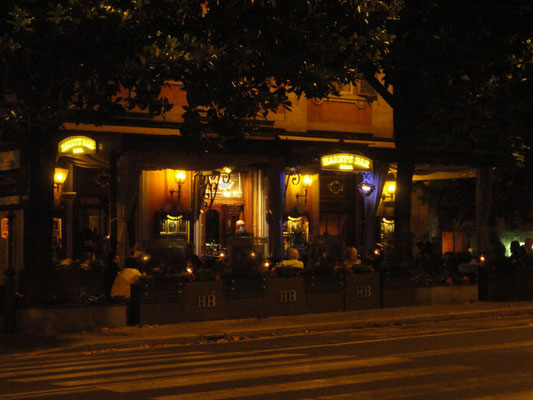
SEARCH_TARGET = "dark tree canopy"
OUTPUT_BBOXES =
[1,0,394,142]
[0,0,394,270]
[381,0,533,261]
[385,0,533,166]
[2,0,532,269]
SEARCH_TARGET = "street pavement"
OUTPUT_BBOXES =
[2,301,533,356]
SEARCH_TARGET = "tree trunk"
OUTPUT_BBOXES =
[23,137,55,270]
[393,153,414,265]
[391,68,416,266]
[474,166,493,257]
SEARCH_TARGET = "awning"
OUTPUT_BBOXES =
[389,164,477,181]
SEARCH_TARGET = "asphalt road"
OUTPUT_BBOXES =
[1,315,533,399]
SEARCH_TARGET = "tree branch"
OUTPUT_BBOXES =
[364,74,394,108]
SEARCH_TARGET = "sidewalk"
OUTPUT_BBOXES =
[3,301,533,356]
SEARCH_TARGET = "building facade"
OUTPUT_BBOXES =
[1,79,395,285]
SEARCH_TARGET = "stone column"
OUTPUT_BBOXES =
[267,166,285,260]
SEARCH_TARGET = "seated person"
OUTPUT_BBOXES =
[274,248,304,275]
[343,246,374,273]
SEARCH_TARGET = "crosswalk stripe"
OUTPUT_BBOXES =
[401,340,533,359]
[0,386,99,400]
[0,351,209,374]
[301,383,450,400]
[4,338,532,378]
[99,356,414,393]
[153,365,471,400]
[13,353,305,382]
[302,372,533,400]
[467,390,533,400]
[0,348,202,367]
[56,355,352,387]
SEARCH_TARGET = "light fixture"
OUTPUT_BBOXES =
[175,170,186,184]
[169,170,186,199]
[382,175,396,201]
[220,167,232,184]
[54,168,69,189]
[358,180,375,197]
[296,175,313,206]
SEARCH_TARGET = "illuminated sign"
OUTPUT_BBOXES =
[58,136,97,155]
[320,153,372,172]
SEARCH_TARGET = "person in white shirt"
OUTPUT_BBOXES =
[276,248,304,269]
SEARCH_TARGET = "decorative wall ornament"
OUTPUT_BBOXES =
[93,170,110,189]
[327,179,345,195]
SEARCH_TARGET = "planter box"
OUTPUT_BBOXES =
[305,274,344,313]
[383,284,478,308]
[266,276,306,316]
[182,280,225,322]
[345,273,381,310]
[224,276,268,319]
[16,304,127,334]
[428,285,478,304]
[138,277,185,325]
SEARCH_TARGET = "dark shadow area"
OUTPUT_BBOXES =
[0,332,81,354]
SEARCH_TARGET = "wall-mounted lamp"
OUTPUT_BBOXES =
[358,180,375,197]
[169,170,186,199]
[54,168,69,189]
[295,175,313,206]
[358,172,375,197]
[382,174,396,202]
[220,167,232,184]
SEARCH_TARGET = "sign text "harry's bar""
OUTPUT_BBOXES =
[320,153,372,172]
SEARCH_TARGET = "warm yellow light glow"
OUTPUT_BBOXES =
[303,175,313,187]
[222,167,232,174]
[54,168,69,185]
[320,153,372,172]
[387,182,396,194]
[175,170,186,184]
[58,136,96,154]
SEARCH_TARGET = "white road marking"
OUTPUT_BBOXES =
[13,353,304,382]
[300,372,533,399]
[153,365,471,400]
[0,351,207,373]
[98,356,414,393]
[56,355,352,387]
